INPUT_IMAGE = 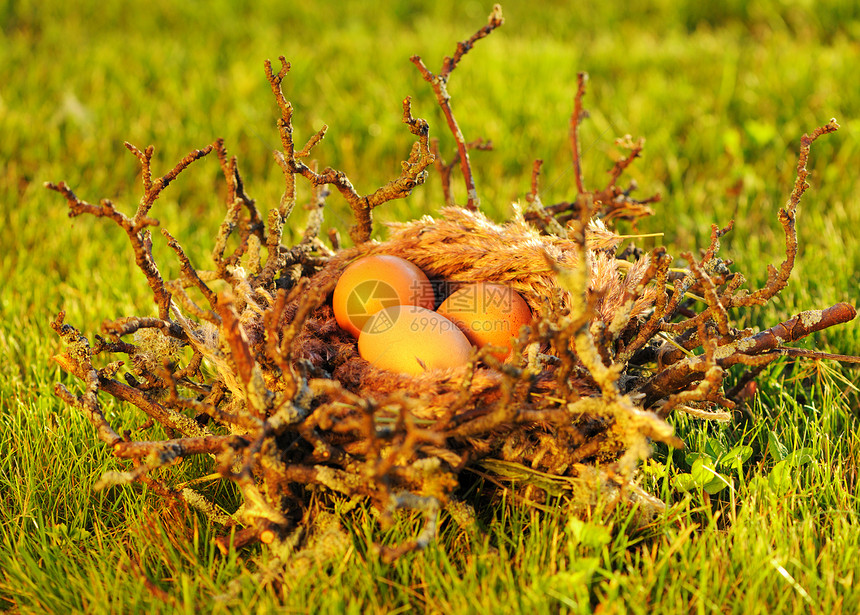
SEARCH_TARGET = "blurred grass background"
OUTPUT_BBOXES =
[2,0,859,612]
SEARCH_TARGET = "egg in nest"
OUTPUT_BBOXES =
[357,305,472,374]
[437,281,532,361]
[332,254,435,338]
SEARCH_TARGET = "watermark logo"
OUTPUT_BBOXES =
[346,279,400,334]
[442,283,513,313]
[365,307,398,335]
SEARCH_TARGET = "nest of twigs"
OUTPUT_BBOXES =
[49,6,857,561]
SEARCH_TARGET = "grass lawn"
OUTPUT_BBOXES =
[2,0,860,612]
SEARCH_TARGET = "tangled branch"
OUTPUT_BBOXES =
[47,11,855,570]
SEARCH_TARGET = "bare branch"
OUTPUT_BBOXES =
[569,72,589,195]
[410,5,502,210]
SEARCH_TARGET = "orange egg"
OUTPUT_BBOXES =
[332,255,435,338]
[436,282,532,361]
[358,305,472,374]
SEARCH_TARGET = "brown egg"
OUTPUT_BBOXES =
[436,282,532,361]
[358,305,472,374]
[332,254,435,338]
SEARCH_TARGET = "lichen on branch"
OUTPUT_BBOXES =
[47,9,856,569]
[265,56,435,245]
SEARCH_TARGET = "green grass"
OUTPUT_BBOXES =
[2,0,860,612]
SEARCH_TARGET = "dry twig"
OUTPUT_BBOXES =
[411,4,504,210]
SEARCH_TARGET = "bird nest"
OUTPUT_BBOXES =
[48,6,856,561]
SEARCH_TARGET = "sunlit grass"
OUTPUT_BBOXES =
[2,0,859,612]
